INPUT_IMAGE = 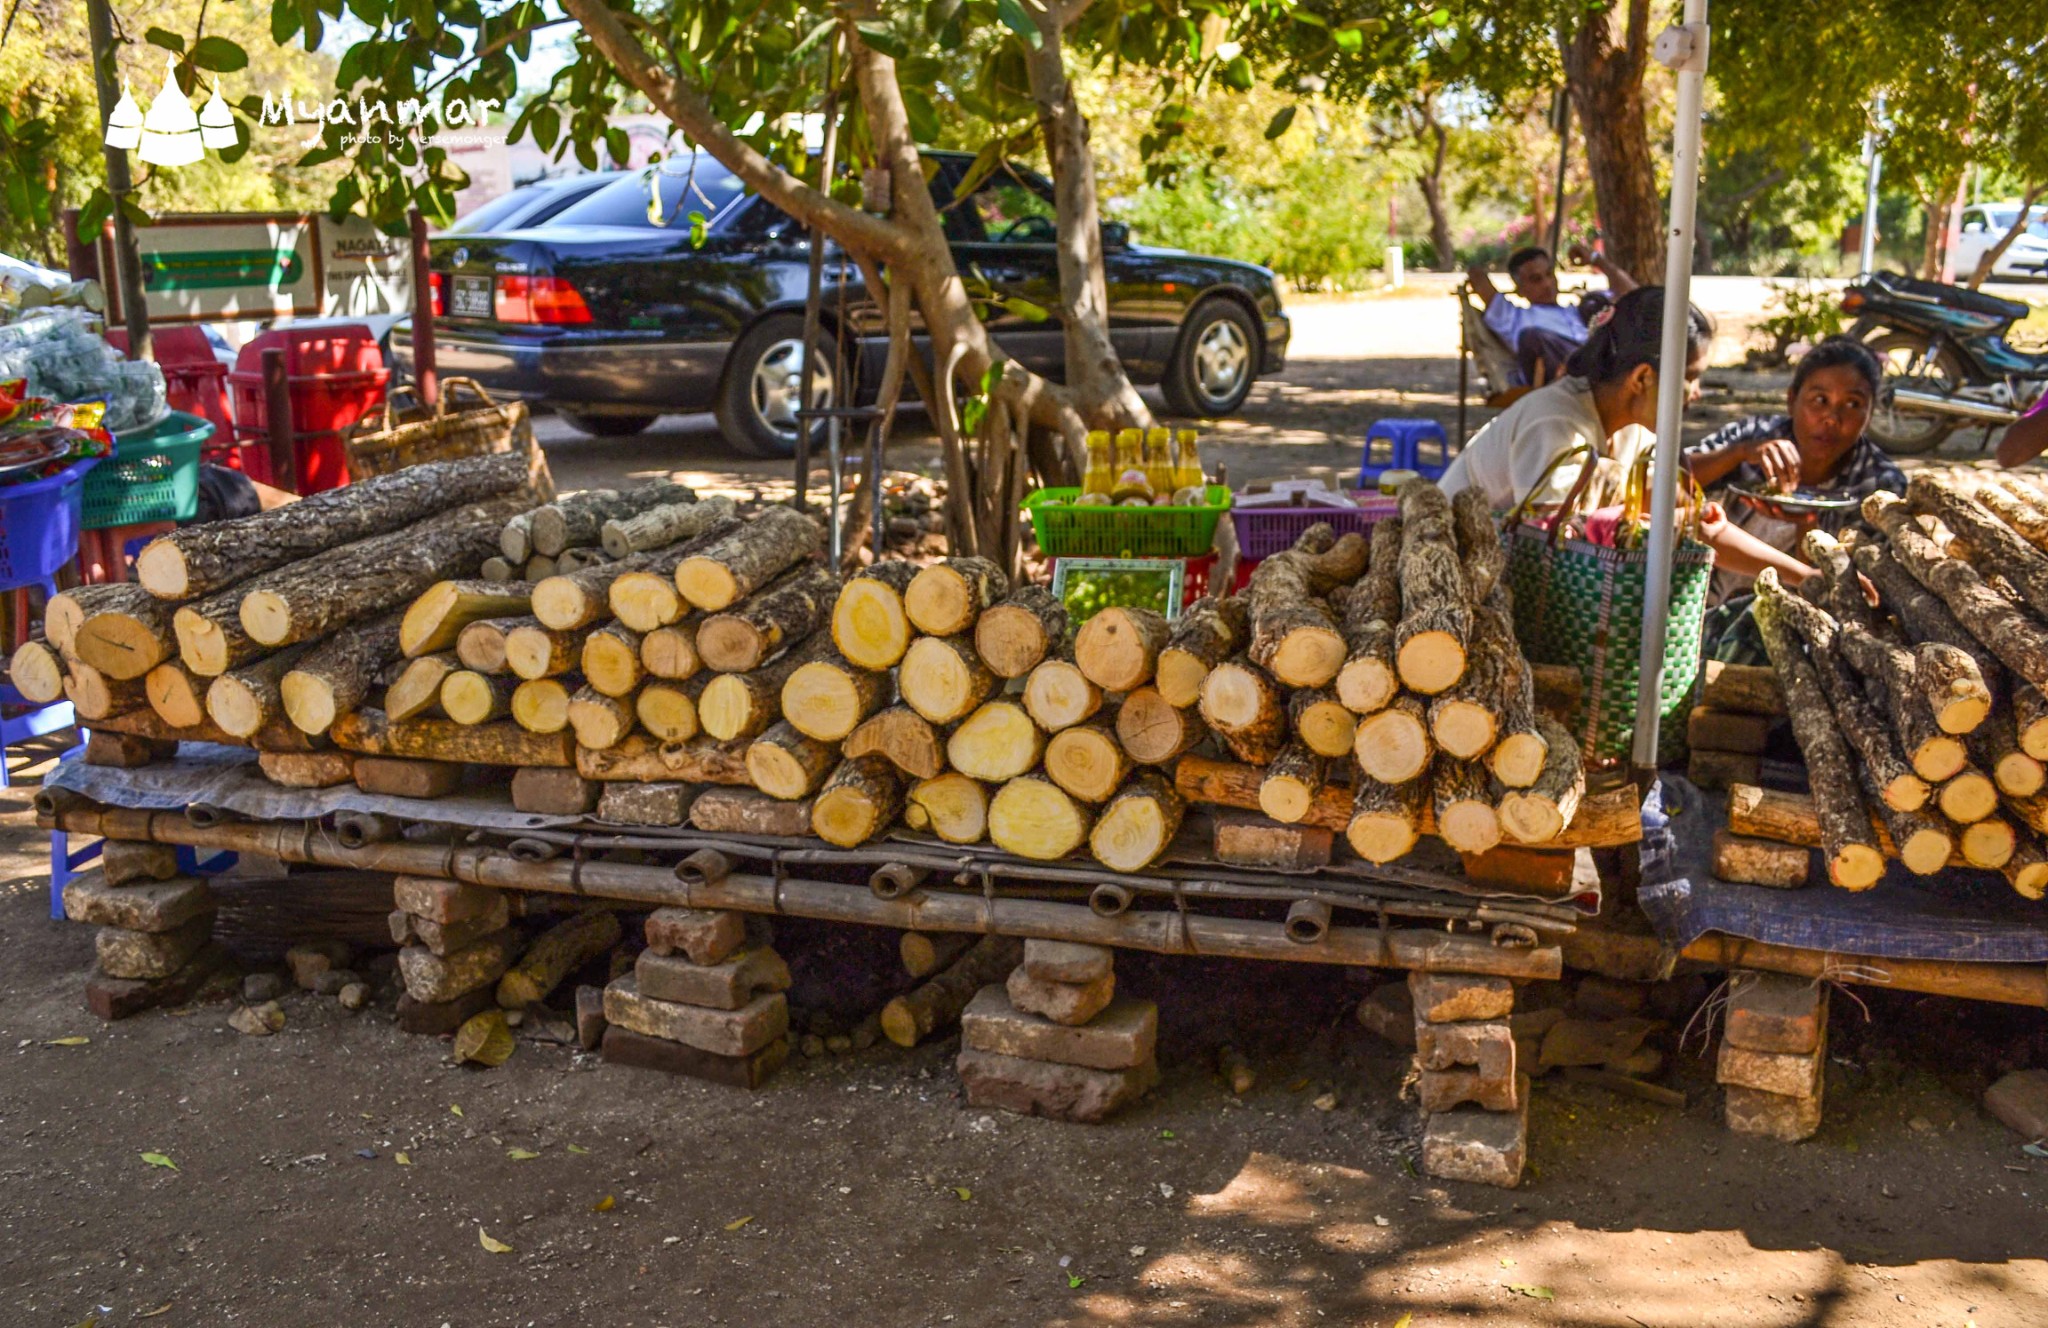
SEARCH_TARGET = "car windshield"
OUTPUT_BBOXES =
[446,186,550,235]
[1984,209,2048,238]
[546,158,747,230]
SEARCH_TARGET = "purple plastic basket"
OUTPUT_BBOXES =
[1232,494,1399,562]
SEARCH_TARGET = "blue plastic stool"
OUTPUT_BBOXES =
[1,676,75,790]
[1358,418,1452,487]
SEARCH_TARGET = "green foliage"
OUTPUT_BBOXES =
[1750,281,1849,367]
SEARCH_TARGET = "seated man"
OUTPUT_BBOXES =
[1466,243,1638,386]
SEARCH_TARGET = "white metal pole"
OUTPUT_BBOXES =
[1859,93,1885,279]
[1630,0,1710,772]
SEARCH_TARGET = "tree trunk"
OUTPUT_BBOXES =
[1157,595,1248,709]
[1907,473,2048,626]
[1413,99,1457,271]
[504,621,583,681]
[947,700,1046,783]
[975,585,1071,681]
[498,910,622,1008]
[674,506,823,613]
[143,660,206,729]
[1089,770,1184,872]
[1336,517,1404,714]
[879,935,1022,1049]
[64,661,147,721]
[1850,542,2002,685]
[278,610,406,736]
[8,637,65,705]
[1967,183,2042,290]
[811,756,902,847]
[529,481,697,558]
[454,616,520,675]
[69,584,175,681]
[1560,0,1663,283]
[134,450,541,600]
[639,623,702,681]
[1246,527,1364,688]
[207,644,314,739]
[697,636,835,743]
[1867,492,2048,692]
[1428,602,1511,760]
[1258,741,1326,824]
[695,565,838,674]
[605,517,744,633]
[598,494,736,560]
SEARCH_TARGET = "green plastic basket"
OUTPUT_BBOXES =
[1023,485,1231,558]
[83,410,211,529]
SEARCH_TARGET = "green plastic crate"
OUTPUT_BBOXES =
[1023,484,1231,558]
[83,409,211,529]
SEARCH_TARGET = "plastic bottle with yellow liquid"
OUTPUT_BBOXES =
[1173,428,1205,493]
[1110,428,1153,503]
[1143,427,1175,500]
[1081,430,1114,499]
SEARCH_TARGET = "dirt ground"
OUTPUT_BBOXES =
[4,283,2048,1326]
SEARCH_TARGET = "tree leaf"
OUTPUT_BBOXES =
[143,26,187,53]
[507,1148,540,1161]
[450,1104,464,1117]
[724,1215,754,1231]
[688,210,708,247]
[140,1152,177,1170]
[1264,106,1297,140]
[793,18,836,59]
[479,1227,513,1254]
[1507,1284,1555,1300]
[854,22,905,59]
[43,1036,90,1047]
[592,1195,615,1212]
[1221,55,1255,92]
[394,1152,411,1166]
[1001,297,1049,322]
[566,1143,590,1155]
[953,1187,972,1201]
[190,36,250,73]
[996,0,1042,48]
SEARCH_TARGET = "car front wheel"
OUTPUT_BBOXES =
[1162,298,1258,418]
[716,314,841,458]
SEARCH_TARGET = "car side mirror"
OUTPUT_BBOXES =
[1101,221,1131,249]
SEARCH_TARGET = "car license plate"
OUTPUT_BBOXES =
[451,275,492,319]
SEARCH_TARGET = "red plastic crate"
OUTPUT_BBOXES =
[227,324,389,492]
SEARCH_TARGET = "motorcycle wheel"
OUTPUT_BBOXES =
[1863,331,1967,456]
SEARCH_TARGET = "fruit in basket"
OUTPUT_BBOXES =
[1074,492,1112,507]
[1172,486,1205,507]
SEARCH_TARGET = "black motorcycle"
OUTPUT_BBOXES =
[1841,270,2048,455]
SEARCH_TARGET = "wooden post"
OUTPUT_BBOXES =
[408,207,438,407]
[62,208,99,283]
[262,348,297,494]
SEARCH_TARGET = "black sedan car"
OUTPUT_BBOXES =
[391,151,1290,456]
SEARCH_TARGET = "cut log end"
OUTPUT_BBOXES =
[1910,734,1968,784]
[1353,699,1430,785]
[1154,652,1212,711]
[1346,811,1418,864]
[1429,698,1497,762]
[1293,695,1357,759]
[947,701,1045,784]
[675,558,742,612]
[1267,627,1346,690]
[1896,826,1955,876]
[1044,723,1131,804]
[1089,774,1184,872]
[832,578,913,671]
[279,673,337,737]
[1488,730,1549,789]
[1960,819,2016,870]
[987,775,1091,861]
[1937,770,1999,824]
[1436,798,1501,855]
[133,541,189,599]
[238,591,293,648]
[906,772,989,844]
[512,678,573,734]
[811,757,902,848]
[1933,693,1991,736]
[1336,655,1399,716]
[1023,660,1102,733]
[1396,632,1465,695]
[1828,843,1887,891]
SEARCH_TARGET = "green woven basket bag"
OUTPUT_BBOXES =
[1501,446,1715,766]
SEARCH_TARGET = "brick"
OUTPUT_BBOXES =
[635,947,791,1011]
[96,917,211,981]
[1007,966,1114,1027]
[393,876,501,925]
[85,943,227,1021]
[961,984,1156,1071]
[598,781,699,826]
[1984,1069,2048,1141]
[1407,971,1512,1023]
[1718,1039,1823,1099]
[101,840,179,886]
[957,1047,1158,1124]
[1416,1019,1516,1078]
[1355,982,1416,1048]
[1725,971,1828,1055]
[602,1026,788,1089]
[643,907,746,966]
[1020,939,1113,985]
[397,930,520,1004]
[63,875,213,932]
[354,755,464,798]
[1418,1064,1522,1113]
[603,976,787,1057]
[408,896,514,956]
[1212,817,1333,869]
[396,986,497,1036]
[511,766,602,815]
[1725,1083,1824,1142]
[575,985,608,1051]
[1421,1076,1531,1188]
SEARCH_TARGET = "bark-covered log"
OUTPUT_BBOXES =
[675,505,823,612]
[811,756,903,847]
[1089,771,1186,872]
[1833,622,1967,781]
[635,676,709,742]
[1289,686,1357,759]
[988,773,1092,860]
[1699,660,1788,716]
[639,622,702,681]
[1850,541,2003,685]
[1428,602,1512,760]
[781,652,891,742]
[580,621,645,698]
[1960,816,2017,870]
[899,634,999,726]
[905,772,990,844]
[576,733,751,784]
[7,636,65,704]
[172,590,264,677]
[2004,831,2048,900]
[63,661,147,721]
[1336,517,1404,714]
[1155,594,1248,708]
[1197,659,1287,765]
[206,644,313,739]
[1970,708,2045,798]
[1914,641,1993,735]
[531,552,653,632]
[1497,714,1586,846]
[1115,686,1205,766]
[744,720,840,800]
[905,556,1009,637]
[331,708,573,766]
[1431,754,1500,854]
[496,909,622,1010]
[1769,582,1931,813]
[48,582,162,656]
[503,621,582,681]
[400,580,532,658]
[879,935,1021,1048]
[1451,487,1505,603]
[831,560,919,669]
[271,611,405,736]
[453,615,519,675]
[1971,476,2048,554]
[1393,479,1469,694]
[70,584,176,680]
[567,685,636,750]
[512,677,574,733]
[1353,694,1431,785]
[2015,683,2048,761]
[500,510,534,564]
[1867,492,2048,691]
[1245,524,1367,688]
[480,556,517,583]
[600,517,744,633]
[947,700,1045,783]
[384,652,455,722]
[1801,528,1891,637]
[975,585,1071,680]
[1074,605,1172,693]
[1257,741,1326,824]
[695,564,838,674]
[136,450,541,600]
[1752,571,1886,889]
[1711,830,1812,888]
[530,481,697,558]
[687,786,814,836]
[844,705,947,780]
[1044,716,1131,804]
[1935,767,1999,824]
[697,635,834,742]
[1346,773,1427,864]
[1487,624,1547,788]
[143,660,207,729]
[598,494,736,560]
[84,705,311,752]
[1022,658,1103,733]
[440,670,519,726]
[1906,472,2048,620]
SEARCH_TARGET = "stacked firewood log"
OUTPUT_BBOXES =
[1716,471,2048,900]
